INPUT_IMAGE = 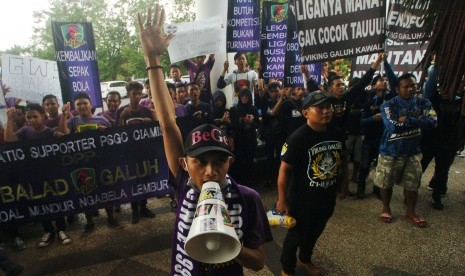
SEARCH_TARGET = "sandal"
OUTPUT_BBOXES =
[407,215,428,228]
[379,212,393,223]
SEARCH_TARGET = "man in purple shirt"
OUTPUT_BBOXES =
[59,92,122,236]
[97,91,121,126]
[118,81,157,223]
[4,103,72,248]
[182,54,215,103]
[137,6,273,275]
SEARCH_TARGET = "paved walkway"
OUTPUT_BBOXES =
[4,157,465,275]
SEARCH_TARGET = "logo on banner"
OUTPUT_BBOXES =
[271,4,288,23]
[61,24,86,48]
[71,168,97,195]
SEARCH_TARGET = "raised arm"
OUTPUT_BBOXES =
[58,102,71,135]
[137,4,182,176]
[4,107,19,142]
[217,60,229,89]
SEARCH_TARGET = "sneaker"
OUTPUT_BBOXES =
[427,185,434,191]
[38,232,54,248]
[57,231,71,245]
[107,217,122,228]
[13,237,26,251]
[131,212,140,224]
[6,264,24,276]
[457,150,465,158]
[169,200,178,212]
[0,242,6,251]
[140,207,155,218]
[432,199,444,210]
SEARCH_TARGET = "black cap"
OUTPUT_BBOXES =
[302,90,334,109]
[184,124,234,158]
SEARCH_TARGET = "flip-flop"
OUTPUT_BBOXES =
[379,212,392,223]
[407,215,428,228]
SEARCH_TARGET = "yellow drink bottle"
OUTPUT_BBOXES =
[266,210,296,229]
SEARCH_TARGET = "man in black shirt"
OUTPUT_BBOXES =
[277,90,348,275]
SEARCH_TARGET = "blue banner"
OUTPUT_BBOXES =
[260,2,288,83]
[52,22,103,108]
[0,123,170,224]
[227,0,261,52]
[284,2,322,87]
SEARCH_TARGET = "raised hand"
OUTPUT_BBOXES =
[137,3,174,59]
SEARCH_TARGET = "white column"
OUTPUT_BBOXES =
[195,0,236,108]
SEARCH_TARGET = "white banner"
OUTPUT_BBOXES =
[165,16,226,63]
[1,54,62,105]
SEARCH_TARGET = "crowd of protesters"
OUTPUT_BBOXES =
[1,22,464,274]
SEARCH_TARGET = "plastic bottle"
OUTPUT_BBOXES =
[266,210,296,229]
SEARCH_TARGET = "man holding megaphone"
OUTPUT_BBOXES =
[136,4,273,275]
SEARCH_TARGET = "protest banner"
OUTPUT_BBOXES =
[52,22,103,108]
[0,123,170,224]
[283,2,322,87]
[293,0,386,63]
[227,0,260,52]
[260,2,288,83]
[1,54,62,105]
[165,16,226,63]
[386,0,429,42]
[351,40,427,81]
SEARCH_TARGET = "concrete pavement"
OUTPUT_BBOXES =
[4,156,465,275]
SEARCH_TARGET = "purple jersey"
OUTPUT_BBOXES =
[67,116,111,133]
[16,126,54,141]
[170,169,273,276]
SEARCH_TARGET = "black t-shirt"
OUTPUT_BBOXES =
[282,124,345,212]
[280,99,306,137]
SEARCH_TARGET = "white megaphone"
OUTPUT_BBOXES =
[184,181,242,264]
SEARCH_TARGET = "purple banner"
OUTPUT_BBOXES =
[52,22,103,108]
[227,0,260,52]
[351,40,427,81]
[260,2,288,83]
[294,0,386,63]
[0,123,170,224]
[386,0,429,42]
[284,2,321,87]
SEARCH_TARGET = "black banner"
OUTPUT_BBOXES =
[386,0,429,42]
[351,40,427,81]
[0,123,170,224]
[294,0,386,63]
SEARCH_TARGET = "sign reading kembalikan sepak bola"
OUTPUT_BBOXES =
[0,123,171,224]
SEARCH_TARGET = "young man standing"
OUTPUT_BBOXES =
[137,5,272,275]
[42,94,65,129]
[277,91,348,276]
[58,92,121,235]
[217,52,258,106]
[375,74,436,227]
[98,91,121,127]
[182,54,215,103]
[118,81,157,223]
[5,104,72,248]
